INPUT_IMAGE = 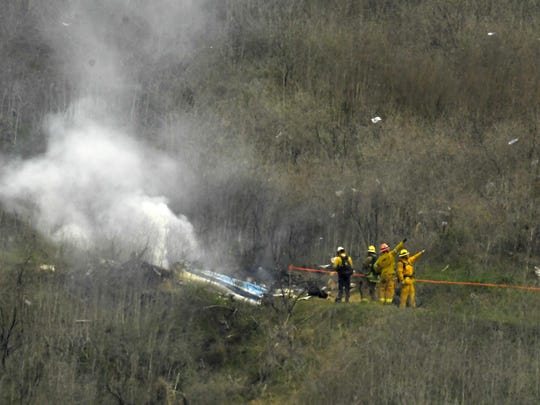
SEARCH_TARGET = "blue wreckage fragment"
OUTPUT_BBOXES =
[186,268,268,304]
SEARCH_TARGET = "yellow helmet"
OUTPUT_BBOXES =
[367,245,376,253]
[399,249,409,257]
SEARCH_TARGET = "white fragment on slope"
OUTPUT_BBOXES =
[39,264,56,272]
[488,32,496,36]
[371,116,382,123]
[508,138,519,145]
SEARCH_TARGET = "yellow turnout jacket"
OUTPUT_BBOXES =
[374,241,404,279]
[397,250,425,282]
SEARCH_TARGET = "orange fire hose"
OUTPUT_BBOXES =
[288,264,540,292]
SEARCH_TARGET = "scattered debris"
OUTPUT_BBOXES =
[488,32,496,36]
[307,285,328,299]
[183,267,268,304]
[38,264,56,272]
[86,257,174,289]
[534,266,540,279]
[271,288,294,298]
[508,138,519,145]
[371,116,382,123]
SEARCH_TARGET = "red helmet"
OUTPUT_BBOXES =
[380,243,390,253]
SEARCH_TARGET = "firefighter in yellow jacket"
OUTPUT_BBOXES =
[397,248,425,308]
[373,239,406,304]
[359,245,378,302]
[333,247,354,303]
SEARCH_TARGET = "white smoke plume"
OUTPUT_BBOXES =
[0,100,198,267]
[0,0,207,267]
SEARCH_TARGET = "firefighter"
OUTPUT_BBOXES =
[359,245,378,302]
[373,239,406,304]
[333,246,354,303]
[397,248,425,308]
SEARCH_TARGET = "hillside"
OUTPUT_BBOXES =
[1,0,538,272]
[0,255,539,404]
[1,0,540,403]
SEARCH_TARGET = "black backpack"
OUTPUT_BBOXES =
[338,255,354,276]
[363,253,378,275]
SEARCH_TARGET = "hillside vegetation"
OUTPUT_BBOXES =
[1,0,540,403]
[1,0,539,272]
[0,255,539,404]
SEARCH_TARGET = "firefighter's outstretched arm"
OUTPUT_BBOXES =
[410,249,425,263]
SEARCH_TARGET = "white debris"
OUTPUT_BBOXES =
[371,116,382,123]
[508,138,519,145]
[335,190,344,197]
[488,32,496,36]
[38,264,56,272]
[61,22,70,26]
[534,266,540,278]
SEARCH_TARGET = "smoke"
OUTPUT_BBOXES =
[48,0,205,96]
[0,100,198,266]
[0,0,208,267]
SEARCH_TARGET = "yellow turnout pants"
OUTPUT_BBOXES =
[400,279,415,308]
[378,275,395,304]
